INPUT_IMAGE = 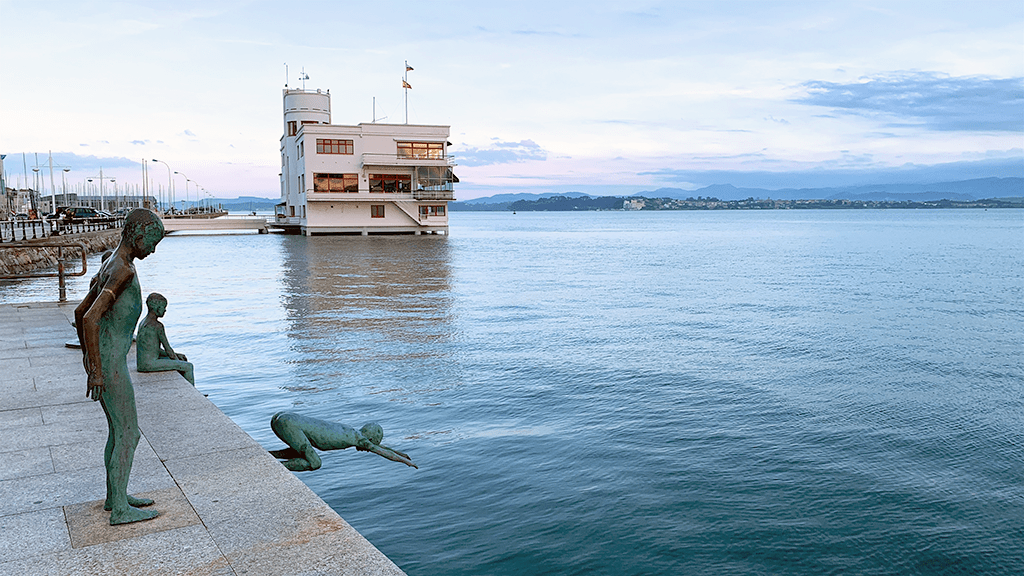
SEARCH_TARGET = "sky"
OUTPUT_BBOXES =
[1,1,1022,201]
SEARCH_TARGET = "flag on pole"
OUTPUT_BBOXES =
[403,80,412,89]
[406,64,414,71]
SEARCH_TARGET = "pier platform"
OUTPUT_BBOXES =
[161,216,269,234]
[0,302,405,575]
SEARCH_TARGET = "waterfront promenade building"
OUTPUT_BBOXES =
[276,88,456,236]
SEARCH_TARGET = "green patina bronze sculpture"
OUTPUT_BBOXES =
[137,292,195,385]
[75,208,164,525]
[269,412,418,471]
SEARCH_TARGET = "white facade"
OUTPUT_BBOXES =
[277,88,455,236]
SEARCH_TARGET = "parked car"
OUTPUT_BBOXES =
[54,206,101,220]
[14,212,30,220]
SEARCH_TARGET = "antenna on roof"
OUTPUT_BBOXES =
[300,67,309,91]
[372,97,388,123]
[284,63,288,88]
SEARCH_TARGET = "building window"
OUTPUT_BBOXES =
[316,138,354,154]
[418,205,446,216]
[416,166,457,191]
[369,174,411,193]
[298,142,303,157]
[313,173,359,193]
[371,205,385,218]
[289,205,295,217]
[397,141,444,159]
[288,121,297,136]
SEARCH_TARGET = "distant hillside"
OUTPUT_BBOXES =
[208,196,278,211]
[460,191,591,204]
[509,196,624,211]
[452,191,591,210]
[633,178,1023,202]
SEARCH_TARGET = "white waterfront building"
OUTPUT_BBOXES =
[276,87,456,236]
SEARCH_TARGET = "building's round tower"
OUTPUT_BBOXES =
[283,88,330,137]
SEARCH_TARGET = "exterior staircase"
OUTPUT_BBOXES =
[393,201,425,226]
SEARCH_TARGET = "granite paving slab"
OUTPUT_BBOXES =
[64,486,201,548]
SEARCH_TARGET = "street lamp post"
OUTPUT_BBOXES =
[174,171,191,213]
[31,167,40,215]
[152,159,173,214]
[107,178,117,213]
[61,168,70,206]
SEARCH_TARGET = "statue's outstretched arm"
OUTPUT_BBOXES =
[367,444,418,468]
[157,324,178,360]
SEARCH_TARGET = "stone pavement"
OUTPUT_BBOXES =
[0,302,406,575]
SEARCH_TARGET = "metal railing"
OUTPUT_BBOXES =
[413,190,455,200]
[361,152,456,166]
[1,218,123,242]
[0,242,89,302]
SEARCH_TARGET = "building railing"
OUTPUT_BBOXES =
[0,242,88,302]
[1,218,124,243]
[361,152,456,166]
[413,190,455,200]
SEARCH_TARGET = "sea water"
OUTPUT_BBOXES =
[2,209,1022,575]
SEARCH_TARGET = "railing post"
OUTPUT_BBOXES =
[57,246,67,302]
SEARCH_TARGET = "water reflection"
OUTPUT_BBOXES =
[278,235,456,398]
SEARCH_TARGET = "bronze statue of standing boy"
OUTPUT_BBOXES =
[75,208,164,525]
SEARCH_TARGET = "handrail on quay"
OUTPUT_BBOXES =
[0,242,88,302]
[1,217,124,243]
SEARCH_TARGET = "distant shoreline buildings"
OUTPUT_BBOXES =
[452,194,1024,212]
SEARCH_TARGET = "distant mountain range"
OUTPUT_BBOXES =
[207,196,279,211]
[453,177,1023,210]
[202,178,1023,212]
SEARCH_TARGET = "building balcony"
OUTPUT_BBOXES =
[361,153,455,168]
[413,189,454,200]
[306,190,454,201]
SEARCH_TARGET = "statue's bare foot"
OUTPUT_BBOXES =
[109,506,160,525]
[104,494,155,511]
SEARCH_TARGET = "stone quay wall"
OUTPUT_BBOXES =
[0,230,121,276]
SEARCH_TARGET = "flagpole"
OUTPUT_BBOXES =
[403,61,414,124]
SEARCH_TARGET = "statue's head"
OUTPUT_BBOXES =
[122,209,164,259]
[360,423,384,445]
[146,292,167,315]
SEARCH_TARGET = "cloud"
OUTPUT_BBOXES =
[455,139,548,167]
[130,140,147,145]
[794,71,1024,132]
[184,129,197,137]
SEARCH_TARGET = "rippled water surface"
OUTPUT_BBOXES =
[3,210,1023,575]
